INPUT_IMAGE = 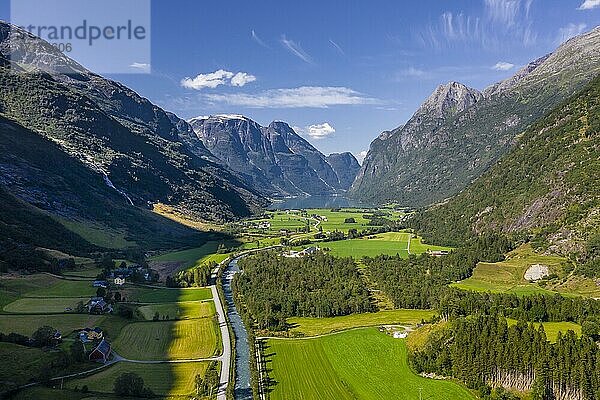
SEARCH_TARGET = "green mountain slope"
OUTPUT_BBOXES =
[411,74,600,255]
[350,27,600,207]
[0,22,265,223]
[0,115,217,258]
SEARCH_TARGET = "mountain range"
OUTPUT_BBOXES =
[0,22,270,260]
[188,115,360,197]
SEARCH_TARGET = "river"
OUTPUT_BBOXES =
[221,257,253,400]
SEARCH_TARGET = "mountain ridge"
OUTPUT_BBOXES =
[188,115,359,197]
[350,26,600,207]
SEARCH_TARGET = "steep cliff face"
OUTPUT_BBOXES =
[189,116,357,197]
[350,27,600,207]
[326,152,361,190]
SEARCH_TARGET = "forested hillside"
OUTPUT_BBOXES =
[411,74,600,258]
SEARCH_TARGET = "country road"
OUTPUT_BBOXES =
[212,283,231,400]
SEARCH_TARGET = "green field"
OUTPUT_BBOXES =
[316,232,451,259]
[128,287,212,303]
[66,361,212,396]
[288,309,436,336]
[266,328,474,400]
[113,318,219,360]
[452,244,568,295]
[0,314,105,336]
[26,279,95,298]
[138,300,215,321]
[506,319,581,343]
[150,241,231,269]
[3,297,89,313]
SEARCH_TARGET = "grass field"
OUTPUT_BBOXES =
[138,300,215,321]
[0,314,105,336]
[113,318,219,360]
[317,232,451,259]
[3,297,89,313]
[57,218,135,249]
[128,287,212,303]
[26,279,95,298]
[452,244,568,296]
[506,319,581,343]
[150,241,231,269]
[266,328,474,400]
[288,309,436,336]
[66,361,212,396]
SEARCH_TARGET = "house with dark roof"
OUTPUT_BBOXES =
[89,339,112,363]
[86,297,112,314]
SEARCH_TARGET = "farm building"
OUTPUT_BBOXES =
[114,277,125,286]
[79,327,103,343]
[427,250,450,257]
[89,339,112,363]
[86,297,112,314]
[283,246,321,258]
[92,280,108,288]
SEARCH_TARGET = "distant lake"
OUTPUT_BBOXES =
[268,195,372,210]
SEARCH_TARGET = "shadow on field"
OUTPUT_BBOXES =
[260,341,279,394]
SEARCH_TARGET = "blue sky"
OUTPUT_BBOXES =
[2,1,599,160]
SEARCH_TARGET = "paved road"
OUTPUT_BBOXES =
[212,283,231,400]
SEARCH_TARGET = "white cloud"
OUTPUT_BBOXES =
[419,1,537,49]
[280,35,314,64]
[485,0,522,27]
[293,122,336,140]
[329,39,345,56]
[492,61,515,71]
[129,62,150,72]
[578,0,600,10]
[201,86,379,108]
[355,151,368,165]
[557,23,588,44]
[398,67,427,78]
[306,123,336,140]
[231,72,257,87]
[251,30,269,48]
[181,69,256,90]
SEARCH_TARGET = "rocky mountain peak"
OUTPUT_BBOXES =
[417,81,483,119]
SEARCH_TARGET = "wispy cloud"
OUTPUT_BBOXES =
[329,39,345,56]
[395,67,429,80]
[556,23,587,44]
[578,0,600,10]
[418,0,537,50]
[280,35,314,64]
[294,122,336,140]
[251,29,269,48]
[181,69,257,90]
[199,86,379,108]
[492,61,515,70]
[484,0,522,27]
[129,62,151,73]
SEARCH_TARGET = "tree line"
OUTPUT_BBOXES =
[411,315,598,400]
[233,252,375,331]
